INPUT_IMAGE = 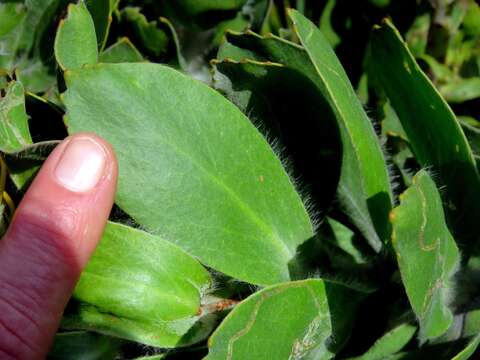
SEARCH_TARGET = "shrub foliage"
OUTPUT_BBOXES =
[1,0,480,358]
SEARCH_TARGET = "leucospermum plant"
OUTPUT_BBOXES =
[1,0,480,359]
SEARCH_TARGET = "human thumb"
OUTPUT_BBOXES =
[0,133,117,359]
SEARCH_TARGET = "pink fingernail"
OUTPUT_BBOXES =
[54,137,107,192]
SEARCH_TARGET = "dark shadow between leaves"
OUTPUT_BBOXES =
[436,160,480,258]
[26,93,67,142]
[366,190,392,245]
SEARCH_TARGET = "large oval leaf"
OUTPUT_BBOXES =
[62,221,211,347]
[390,170,460,341]
[63,62,312,285]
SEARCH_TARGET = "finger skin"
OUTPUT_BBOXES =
[0,133,118,359]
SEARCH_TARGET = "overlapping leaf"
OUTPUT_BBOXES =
[0,0,63,92]
[5,1,479,358]
[289,10,393,250]
[85,0,111,50]
[0,3,26,38]
[371,19,480,250]
[63,62,313,285]
[62,222,211,347]
[214,10,392,252]
[207,279,357,360]
[121,7,169,57]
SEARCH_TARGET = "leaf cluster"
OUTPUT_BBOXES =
[1,0,480,359]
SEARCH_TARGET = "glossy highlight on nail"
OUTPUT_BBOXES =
[54,137,107,192]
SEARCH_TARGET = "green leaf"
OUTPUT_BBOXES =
[54,1,98,70]
[0,3,26,38]
[212,12,251,46]
[206,280,354,360]
[4,140,59,191]
[390,170,460,341]
[259,1,283,35]
[0,0,61,71]
[463,309,480,338]
[418,54,454,83]
[387,135,416,188]
[326,217,368,266]
[380,102,414,187]
[368,0,390,7]
[85,0,111,50]
[288,10,393,250]
[175,0,248,16]
[4,140,59,162]
[0,0,66,92]
[158,17,187,70]
[445,33,476,72]
[405,13,431,57]
[15,0,63,55]
[381,101,407,140]
[0,89,61,191]
[439,78,480,103]
[133,356,165,360]
[100,37,144,63]
[62,221,211,347]
[63,62,312,286]
[48,331,121,360]
[213,54,343,214]
[346,323,417,360]
[319,0,341,48]
[0,74,7,90]
[121,7,169,57]
[462,2,480,37]
[214,30,392,250]
[370,19,480,249]
[451,333,480,360]
[0,81,32,153]
[109,0,119,12]
[15,60,56,94]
